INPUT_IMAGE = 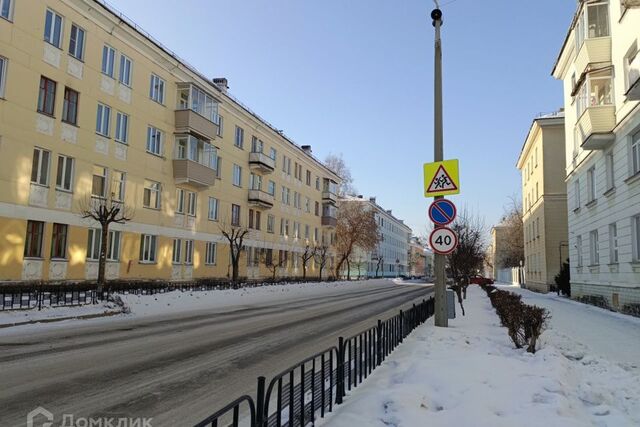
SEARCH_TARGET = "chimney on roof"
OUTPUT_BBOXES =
[213,77,228,93]
[387,210,392,215]
[369,197,376,204]
[357,195,363,199]
[301,145,312,155]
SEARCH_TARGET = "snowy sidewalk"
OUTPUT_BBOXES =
[320,286,640,427]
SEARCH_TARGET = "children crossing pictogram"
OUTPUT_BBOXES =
[423,159,460,197]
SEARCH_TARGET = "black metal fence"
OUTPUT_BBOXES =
[194,297,435,427]
[0,277,338,311]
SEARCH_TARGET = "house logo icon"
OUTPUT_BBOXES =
[26,406,53,427]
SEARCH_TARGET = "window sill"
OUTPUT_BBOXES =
[44,41,62,50]
[145,151,165,159]
[205,263,217,267]
[0,16,13,23]
[208,218,219,222]
[101,72,115,80]
[143,206,161,211]
[573,206,581,213]
[37,111,55,119]
[139,261,157,265]
[50,258,68,262]
[115,140,128,146]
[585,199,597,208]
[603,187,616,197]
[23,257,44,261]
[30,183,50,189]
[61,120,79,128]
[67,53,84,63]
[625,171,640,185]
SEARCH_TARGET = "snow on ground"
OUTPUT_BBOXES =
[320,286,640,427]
[0,279,389,329]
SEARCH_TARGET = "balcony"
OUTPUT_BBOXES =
[248,152,275,173]
[625,55,640,101]
[576,106,616,150]
[248,190,274,209]
[575,38,611,77]
[175,109,218,141]
[322,191,337,204]
[321,215,337,227]
[172,159,216,188]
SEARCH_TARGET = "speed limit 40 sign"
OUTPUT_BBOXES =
[429,226,458,255]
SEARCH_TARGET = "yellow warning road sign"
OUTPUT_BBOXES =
[424,159,460,197]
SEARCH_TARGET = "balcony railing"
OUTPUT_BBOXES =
[574,37,611,77]
[248,189,274,209]
[322,190,337,204]
[248,152,275,173]
[175,109,219,140]
[322,215,337,227]
[173,159,216,188]
[626,54,640,101]
[576,105,616,150]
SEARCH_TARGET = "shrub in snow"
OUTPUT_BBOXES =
[621,303,640,318]
[554,259,571,297]
[576,295,610,310]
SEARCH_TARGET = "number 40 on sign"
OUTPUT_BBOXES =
[429,226,458,255]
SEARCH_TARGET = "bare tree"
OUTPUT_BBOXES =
[446,207,487,315]
[374,256,384,278]
[300,245,317,279]
[79,194,134,292]
[499,197,524,268]
[324,153,356,197]
[219,221,250,285]
[335,202,380,278]
[314,245,330,281]
[261,248,286,281]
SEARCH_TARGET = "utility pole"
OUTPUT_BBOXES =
[431,6,448,327]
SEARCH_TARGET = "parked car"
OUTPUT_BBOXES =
[469,275,494,285]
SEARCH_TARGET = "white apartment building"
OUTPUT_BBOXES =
[553,1,640,310]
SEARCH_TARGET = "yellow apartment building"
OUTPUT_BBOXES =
[516,112,568,292]
[0,0,340,282]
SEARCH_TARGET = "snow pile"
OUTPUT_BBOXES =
[320,286,640,427]
[0,301,121,327]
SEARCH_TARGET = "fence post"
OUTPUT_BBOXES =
[399,310,404,341]
[376,319,383,365]
[256,376,266,427]
[336,337,345,404]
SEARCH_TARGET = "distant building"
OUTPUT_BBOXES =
[552,0,640,308]
[516,111,568,292]
[408,237,427,277]
[490,225,510,280]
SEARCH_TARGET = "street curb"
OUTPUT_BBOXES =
[0,309,123,329]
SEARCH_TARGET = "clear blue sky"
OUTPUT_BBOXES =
[108,0,576,236]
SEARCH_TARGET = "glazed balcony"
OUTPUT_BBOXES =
[248,152,275,173]
[575,37,611,77]
[248,190,274,209]
[321,215,337,227]
[625,54,640,101]
[175,109,219,141]
[576,106,616,150]
[322,191,337,204]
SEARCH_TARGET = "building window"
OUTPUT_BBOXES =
[268,180,276,196]
[589,229,599,265]
[68,24,85,60]
[267,214,275,233]
[24,220,45,258]
[255,211,261,231]
[315,201,320,216]
[175,135,217,169]
[140,234,157,263]
[306,170,311,186]
[633,215,640,261]
[172,238,182,264]
[575,1,610,51]
[305,197,310,213]
[205,242,217,265]
[96,103,111,136]
[249,173,262,191]
[101,45,116,78]
[62,87,79,125]
[187,192,197,216]
[87,229,121,261]
[217,115,224,137]
[112,171,125,202]
[92,166,107,198]
[0,56,6,98]
[175,188,185,214]
[31,148,50,186]
[249,209,254,229]
[86,229,100,260]
[177,84,219,123]
[119,54,133,87]
[115,112,129,144]
[587,166,596,203]
[305,224,310,239]
[265,248,273,266]
[316,177,320,190]
[625,43,638,92]
[573,179,581,210]
[208,197,219,220]
[234,126,244,149]
[632,130,640,176]
[575,70,613,118]
[146,126,164,156]
[231,204,241,226]
[143,180,161,209]
[55,155,74,192]
[149,74,165,104]
[1,0,13,20]
[605,150,614,191]
[216,156,222,179]
[37,76,56,116]
[609,223,618,264]
[233,164,242,187]
[314,227,319,242]
[251,136,263,153]
[44,9,63,48]
[50,223,68,259]
[269,147,277,162]
[106,230,121,261]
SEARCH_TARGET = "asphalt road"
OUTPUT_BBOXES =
[0,279,433,427]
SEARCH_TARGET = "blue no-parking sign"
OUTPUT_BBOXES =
[428,199,456,226]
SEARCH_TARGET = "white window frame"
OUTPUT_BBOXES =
[96,103,111,137]
[1,0,14,21]
[216,115,224,137]
[111,171,126,202]
[633,215,640,262]
[149,74,165,104]
[140,234,157,263]
[587,166,596,203]
[605,150,614,191]
[234,126,244,148]
[55,154,74,192]
[91,165,108,198]
[172,238,182,264]
[184,240,194,265]
[106,230,121,261]
[146,126,164,156]
[574,179,581,210]
[187,192,197,217]
[31,147,51,186]
[101,45,116,78]
[205,242,217,265]
[176,188,185,214]
[115,111,129,144]
[143,180,161,209]
[208,197,219,221]
[233,164,242,187]
[609,223,618,264]
[632,130,640,176]
[119,54,133,87]
[0,56,6,98]
[267,215,275,233]
[589,229,599,265]
[68,24,85,60]
[87,229,120,261]
[44,8,64,48]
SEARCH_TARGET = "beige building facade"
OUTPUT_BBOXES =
[516,112,568,292]
[553,1,640,308]
[0,0,340,283]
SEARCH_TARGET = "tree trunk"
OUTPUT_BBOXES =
[97,223,109,294]
[319,266,323,281]
[302,261,307,279]
[346,259,351,281]
[231,250,239,285]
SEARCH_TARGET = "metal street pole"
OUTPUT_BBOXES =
[431,7,447,327]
